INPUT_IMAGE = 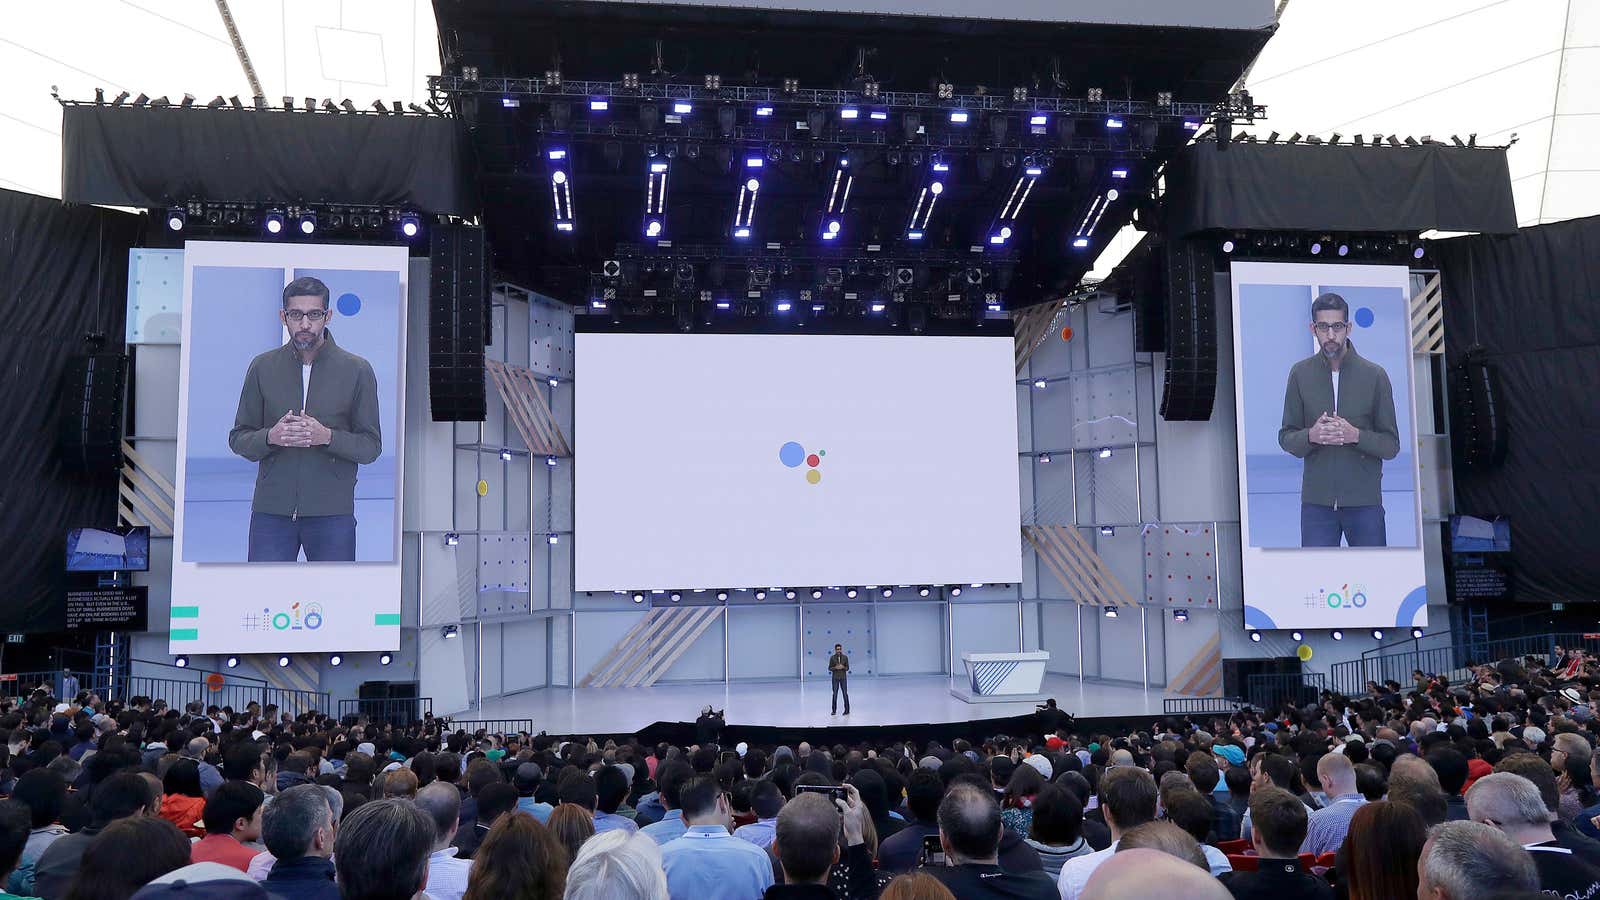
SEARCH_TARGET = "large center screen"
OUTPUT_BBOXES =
[574,333,1023,591]
[1230,261,1428,631]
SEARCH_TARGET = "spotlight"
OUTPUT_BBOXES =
[919,587,931,597]
[755,105,774,117]
[1105,117,1124,129]
[440,624,454,640]
[264,209,285,235]
[1104,606,1118,618]
[1222,239,1235,253]
[1033,379,1048,389]
[841,107,859,120]
[1172,609,1189,622]
[1030,114,1048,126]
[949,110,969,124]
[1097,447,1113,459]
[1038,453,1051,463]
[166,207,185,232]
[1337,243,1350,257]
[499,448,513,462]
[547,534,559,545]
[632,593,645,603]
[1249,630,1262,643]
[545,455,558,467]
[1099,526,1115,536]
[329,654,342,667]
[298,212,317,235]
[1291,631,1304,642]
[811,589,823,599]
[399,212,421,238]
[785,590,797,600]
[174,656,188,668]
[1331,630,1344,641]
[590,98,608,111]
[1372,629,1385,641]
[277,655,291,667]
[1412,245,1426,259]
[950,587,962,597]
[881,588,893,598]
[846,589,858,599]
[755,591,767,600]
[379,652,393,665]
[717,591,728,601]
[672,101,692,115]
[1310,241,1322,255]
[225,656,238,668]
[1072,238,1090,249]
[1411,627,1424,639]
[670,592,681,602]
[444,532,460,546]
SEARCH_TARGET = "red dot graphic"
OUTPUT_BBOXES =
[806,454,820,467]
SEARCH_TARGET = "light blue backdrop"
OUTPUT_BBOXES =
[181,265,402,562]
[1238,281,1417,548]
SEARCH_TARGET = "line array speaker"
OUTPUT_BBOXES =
[1450,346,1507,470]
[1131,238,1167,354]
[1159,238,1217,421]
[429,223,488,422]
[56,352,127,472]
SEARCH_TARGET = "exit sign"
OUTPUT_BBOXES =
[4,634,23,644]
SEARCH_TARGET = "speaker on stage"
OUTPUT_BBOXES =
[1159,239,1217,421]
[429,223,488,422]
[57,352,127,472]
[1131,238,1166,354]
[1450,346,1507,470]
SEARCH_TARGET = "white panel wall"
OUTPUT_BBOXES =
[728,606,801,679]
[948,604,1021,672]
[875,604,945,675]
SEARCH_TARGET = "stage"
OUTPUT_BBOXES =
[447,674,1175,741]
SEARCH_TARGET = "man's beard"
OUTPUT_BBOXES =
[1322,340,1342,356]
[293,330,317,350]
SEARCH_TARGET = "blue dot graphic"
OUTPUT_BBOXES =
[779,441,805,467]
[1354,306,1374,328]
[336,292,362,316]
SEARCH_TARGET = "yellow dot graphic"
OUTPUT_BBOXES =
[806,469,821,484]
[476,480,489,497]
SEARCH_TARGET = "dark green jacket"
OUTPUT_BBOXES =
[229,328,382,517]
[829,652,850,680]
[1278,340,1400,508]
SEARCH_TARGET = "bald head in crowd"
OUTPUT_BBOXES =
[1082,847,1230,900]
[1316,751,1356,795]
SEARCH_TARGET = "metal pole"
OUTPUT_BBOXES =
[1017,599,1024,652]
[1076,603,1084,687]
[723,604,729,684]
[1140,605,1149,691]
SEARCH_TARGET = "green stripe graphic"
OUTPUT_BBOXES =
[374,613,401,625]
[170,629,199,641]
[171,606,200,618]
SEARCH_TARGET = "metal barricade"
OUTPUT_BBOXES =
[443,719,536,736]
[1246,672,1327,711]
[338,697,434,727]
[1162,697,1247,716]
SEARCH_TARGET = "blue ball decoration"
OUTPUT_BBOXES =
[1354,306,1374,328]
[336,292,362,316]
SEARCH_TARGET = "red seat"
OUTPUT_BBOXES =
[1215,839,1251,855]
[1298,853,1316,871]
[1227,854,1259,872]
[1316,852,1337,868]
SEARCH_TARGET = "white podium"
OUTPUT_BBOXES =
[950,651,1051,704]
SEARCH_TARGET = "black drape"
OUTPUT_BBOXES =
[1433,215,1600,605]
[1164,141,1518,237]
[0,189,142,630]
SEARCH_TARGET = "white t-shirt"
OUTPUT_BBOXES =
[1331,370,1340,413]
[302,364,312,409]
[1058,841,1117,900]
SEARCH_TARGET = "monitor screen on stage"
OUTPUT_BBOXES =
[574,333,1023,591]
[1229,261,1427,631]
[170,241,408,654]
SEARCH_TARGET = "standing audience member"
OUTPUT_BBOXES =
[190,782,265,872]
[463,812,567,900]
[1467,772,1600,897]
[1218,787,1331,900]
[333,799,435,900]
[61,817,191,900]
[1415,820,1539,900]
[562,830,665,900]
[926,782,1058,900]
[1299,753,1365,855]
[257,785,338,900]
[9,771,68,896]
[34,773,153,900]
[1058,766,1157,900]
[658,775,773,900]
[547,805,595,867]
[415,783,472,900]
[1340,800,1426,900]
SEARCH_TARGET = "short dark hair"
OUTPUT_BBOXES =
[1183,756,1220,793]
[557,772,598,811]
[1311,291,1349,321]
[750,779,785,819]
[1162,788,1214,844]
[1356,763,1389,801]
[223,741,264,781]
[937,782,1003,861]
[263,783,332,860]
[283,276,331,309]
[11,769,66,828]
[1099,766,1158,831]
[657,761,694,809]
[475,782,519,825]
[0,801,32,876]
[1429,748,1470,795]
[1028,783,1084,845]
[594,766,629,814]
[90,772,152,825]
[907,769,945,824]
[1259,754,1300,791]
[677,774,722,820]
[775,793,839,882]
[202,780,264,836]
[335,798,435,900]
[64,816,190,900]
[1248,786,1308,856]
[162,757,204,798]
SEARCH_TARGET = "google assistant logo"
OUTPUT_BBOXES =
[778,441,825,484]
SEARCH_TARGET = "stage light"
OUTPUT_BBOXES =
[547,534,559,545]
[846,588,858,599]
[717,591,728,601]
[670,592,682,602]
[1310,241,1322,255]
[1291,631,1304,641]
[1097,447,1113,459]
[1412,627,1425,639]
[1106,117,1124,129]
[1371,629,1385,641]
[399,213,421,238]
[949,110,969,124]
[1110,168,1128,180]
[1222,239,1235,253]
[264,209,285,235]
[545,455,558,467]
[166,207,185,232]
[1249,630,1262,642]
[174,656,188,668]
[950,587,962,597]
[1033,379,1048,389]
[673,101,692,115]
[1412,245,1425,259]
[755,590,767,600]
[1030,114,1048,126]
[633,593,645,603]
[785,590,797,600]
[733,227,751,239]
[549,151,575,233]
[776,301,792,313]
[1337,243,1350,257]
[870,110,888,121]
[1331,630,1344,641]
[1173,609,1188,622]
[820,158,854,241]
[277,655,291,667]
[589,98,608,111]
[645,160,670,239]
[810,304,825,312]
[987,165,1040,246]
[907,231,923,241]
[841,107,859,120]
[1104,606,1118,618]
[1072,237,1090,249]
[810,589,823,599]
[731,175,761,238]
[755,105,774,117]
[1183,120,1201,132]
[905,167,947,240]
[298,212,317,235]
[919,587,931,597]
[329,654,342,666]
[444,532,460,546]
[882,588,893,598]
[1099,526,1115,536]
[380,652,393,665]
[225,656,238,668]
[1038,452,1051,463]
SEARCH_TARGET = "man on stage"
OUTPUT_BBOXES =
[829,643,851,716]
[1278,292,1400,547]
[230,276,382,561]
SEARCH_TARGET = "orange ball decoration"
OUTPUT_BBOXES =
[1060,326,1074,341]
[205,672,225,692]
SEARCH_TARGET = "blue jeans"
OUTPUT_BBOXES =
[1300,504,1386,547]
[248,512,357,561]
[832,677,850,713]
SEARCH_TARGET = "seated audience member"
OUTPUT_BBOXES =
[547,805,595,868]
[1353,763,1387,802]
[765,791,874,900]
[848,769,905,841]
[190,782,266,872]
[1386,764,1450,827]
[878,770,944,874]
[1492,752,1600,850]
[925,782,1058,900]
[1237,754,1312,842]
[593,767,639,836]
[563,830,666,900]
[658,775,773,900]
[1428,749,1472,821]
[379,768,419,801]
[462,812,567,900]
[414,782,471,900]
[1183,755,1237,843]
[456,783,517,861]
[1300,752,1365,855]
[1021,784,1092,879]
[0,802,42,900]
[1058,766,1157,900]
[998,763,1045,837]
[62,817,192,900]
[158,759,208,839]
[183,737,224,798]
[1157,789,1231,876]
[878,871,955,900]
[34,773,153,900]
[513,765,555,824]
[1416,820,1539,900]
[1079,847,1231,900]
[257,785,338,900]
[131,863,268,900]
[1467,772,1600,897]
[1114,821,1207,871]
[639,764,693,846]
[9,770,68,896]
[334,800,435,900]
[1340,800,1426,900]
[732,780,782,849]
[1218,786,1331,900]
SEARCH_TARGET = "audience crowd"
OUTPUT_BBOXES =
[0,645,1597,900]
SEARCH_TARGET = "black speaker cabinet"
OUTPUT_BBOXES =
[429,224,488,422]
[57,352,127,472]
[1159,239,1218,421]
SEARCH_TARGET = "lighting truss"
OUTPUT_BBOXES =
[644,159,669,239]
[987,160,1042,246]
[820,157,853,241]
[548,148,574,232]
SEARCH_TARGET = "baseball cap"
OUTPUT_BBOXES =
[1212,744,1245,766]
[1022,754,1053,780]
[1045,736,1066,751]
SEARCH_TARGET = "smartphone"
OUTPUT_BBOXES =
[922,834,946,866]
[794,784,849,803]
[721,751,739,765]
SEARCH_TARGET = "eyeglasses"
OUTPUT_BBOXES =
[284,309,328,322]
[1313,322,1350,335]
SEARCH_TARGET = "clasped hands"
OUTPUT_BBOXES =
[1309,411,1360,446]
[267,409,333,447]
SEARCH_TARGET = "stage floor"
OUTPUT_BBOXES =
[450,674,1169,735]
